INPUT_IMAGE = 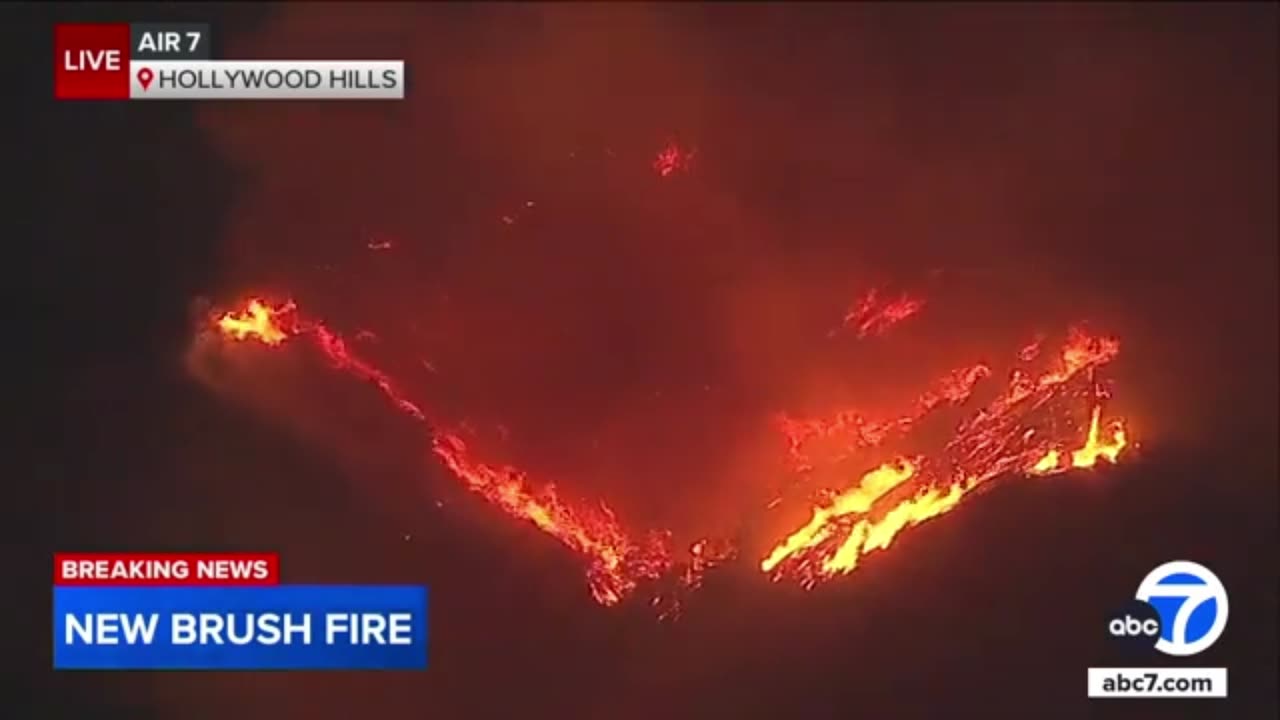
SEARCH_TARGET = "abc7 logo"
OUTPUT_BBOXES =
[1107,560,1229,656]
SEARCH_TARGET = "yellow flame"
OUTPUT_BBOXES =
[766,403,1130,584]
[861,480,969,554]
[818,480,972,575]
[216,300,291,345]
[1030,449,1060,474]
[761,459,916,573]
[1028,407,1128,475]
[1071,406,1128,468]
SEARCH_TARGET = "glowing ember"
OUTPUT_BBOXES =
[778,362,990,472]
[310,325,428,422]
[762,329,1130,587]
[1019,335,1044,362]
[653,141,694,178]
[840,288,926,338]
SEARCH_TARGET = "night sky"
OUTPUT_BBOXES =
[26,3,1278,718]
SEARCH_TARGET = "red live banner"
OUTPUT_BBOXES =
[54,23,131,100]
[54,552,280,586]
[54,23,404,101]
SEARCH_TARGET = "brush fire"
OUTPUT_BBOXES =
[209,287,1130,611]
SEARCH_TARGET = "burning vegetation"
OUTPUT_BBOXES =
[762,328,1127,586]
[211,299,727,609]
[211,291,1130,611]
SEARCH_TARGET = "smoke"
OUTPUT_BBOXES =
[193,4,1276,538]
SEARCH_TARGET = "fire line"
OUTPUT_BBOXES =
[212,298,727,609]
[211,296,1131,607]
[761,328,1128,587]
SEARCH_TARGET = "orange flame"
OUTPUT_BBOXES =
[761,459,917,575]
[778,362,990,472]
[763,329,1131,586]
[215,300,295,345]
[1072,406,1128,467]
[210,297,726,608]
[211,297,1135,605]
[431,432,672,606]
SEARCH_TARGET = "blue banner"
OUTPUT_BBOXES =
[53,585,427,670]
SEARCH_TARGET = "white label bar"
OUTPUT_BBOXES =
[1087,667,1227,698]
[129,60,404,100]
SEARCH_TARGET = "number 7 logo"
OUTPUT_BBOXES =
[1136,560,1229,657]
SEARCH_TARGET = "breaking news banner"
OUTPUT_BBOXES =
[54,22,405,101]
[52,553,428,670]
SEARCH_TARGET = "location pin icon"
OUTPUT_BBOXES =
[138,67,154,91]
